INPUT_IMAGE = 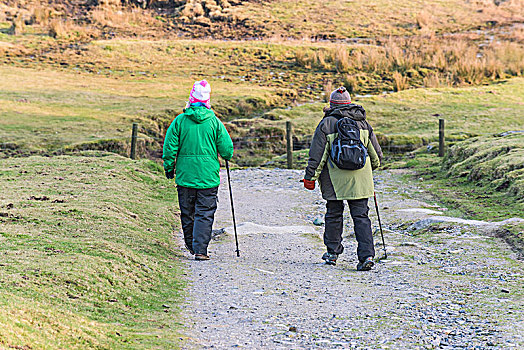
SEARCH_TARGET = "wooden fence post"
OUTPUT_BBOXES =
[130,123,138,159]
[438,119,445,157]
[286,121,293,169]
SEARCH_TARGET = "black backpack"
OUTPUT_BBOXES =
[329,117,368,170]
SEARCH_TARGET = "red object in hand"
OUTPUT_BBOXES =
[303,179,315,190]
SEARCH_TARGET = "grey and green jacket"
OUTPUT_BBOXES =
[304,104,383,201]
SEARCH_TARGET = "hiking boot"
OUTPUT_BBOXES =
[322,252,338,265]
[356,256,375,271]
[184,241,195,255]
[195,254,210,261]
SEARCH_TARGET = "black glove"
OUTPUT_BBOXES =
[165,169,174,179]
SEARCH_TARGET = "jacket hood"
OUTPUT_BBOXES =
[184,106,215,124]
[324,104,366,121]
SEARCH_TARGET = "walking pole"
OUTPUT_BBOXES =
[225,160,240,257]
[373,192,387,259]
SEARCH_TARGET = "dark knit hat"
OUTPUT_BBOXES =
[329,86,351,107]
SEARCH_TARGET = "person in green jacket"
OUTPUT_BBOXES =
[163,80,234,260]
[303,86,383,270]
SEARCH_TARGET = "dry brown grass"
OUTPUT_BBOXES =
[295,45,355,73]
[48,19,98,40]
[365,46,389,72]
[91,7,157,29]
[8,13,24,35]
[342,74,358,94]
[30,6,51,25]
[509,25,524,43]
[323,80,333,102]
[333,45,350,72]
[415,10,432,30]
[294,49,312,69]
[392,71,408,91]
[423,71,443,88]
[489,41,524,76]
[295,35,524,89]
[48,19,66,38]
[315,49,329,70]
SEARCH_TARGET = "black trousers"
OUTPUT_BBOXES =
[177,186,218,255]
[324,198,375,262]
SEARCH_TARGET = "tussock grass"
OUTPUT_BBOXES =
[2,30,523,101]
[444,133,524,200]
[392,71,409,92]
[47,18,101,40]
[0,153,185,349]
[91,7,158,30]
[294,36,524,90]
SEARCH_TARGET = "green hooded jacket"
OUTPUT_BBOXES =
[163,106,234,189]
[304,104,383,200]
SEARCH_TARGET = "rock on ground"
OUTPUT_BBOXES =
[178,169,523,349]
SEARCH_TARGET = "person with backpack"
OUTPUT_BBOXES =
[163,80,234,261]
[303,86,383,271]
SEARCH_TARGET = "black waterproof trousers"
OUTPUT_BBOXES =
[177,185,218,255]
[324,198,375,262]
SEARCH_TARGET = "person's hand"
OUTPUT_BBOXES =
[165,169,174,179]
[303,179,315,190]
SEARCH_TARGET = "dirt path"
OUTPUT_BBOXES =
[180,169,523,349]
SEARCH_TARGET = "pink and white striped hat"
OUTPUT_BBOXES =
[188,80,211,109]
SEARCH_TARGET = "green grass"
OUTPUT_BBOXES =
[393,154,523,221]
[443,133,524,199]
[263,149,310,169]
[0,1,522,345]
[388,133,524,254]
[412,133,523,219]
[0,152,185,349]
[258,78,524,155]
[2,60,522,164]
[0,51,286,156]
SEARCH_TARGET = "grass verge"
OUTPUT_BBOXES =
[0,152,184,349]
[248,78,524,164]
[389,133,524,254]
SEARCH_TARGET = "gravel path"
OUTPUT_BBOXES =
[180,169,523,349]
